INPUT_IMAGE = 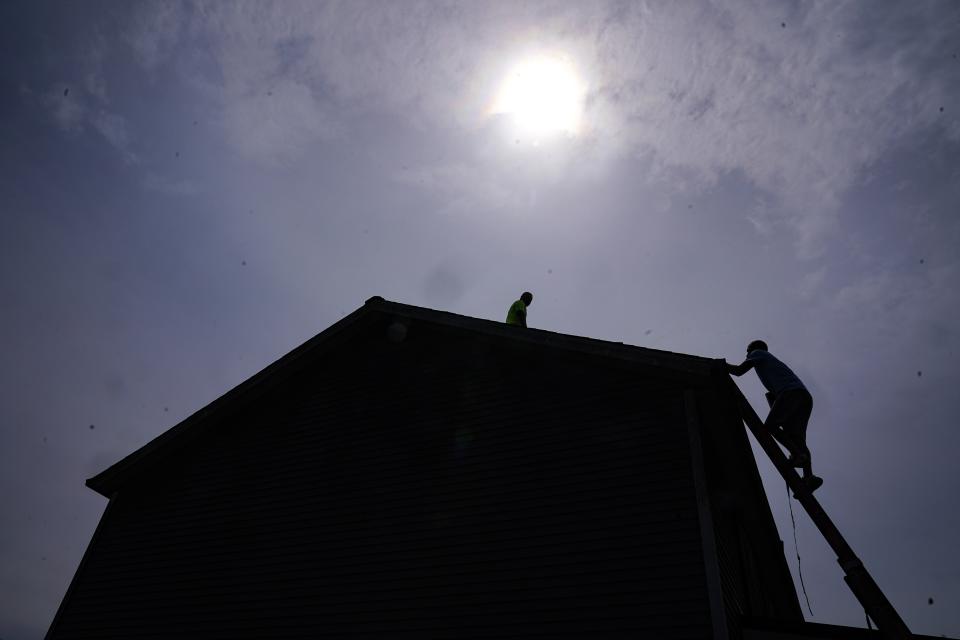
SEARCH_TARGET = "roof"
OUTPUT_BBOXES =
[86,296,726,498]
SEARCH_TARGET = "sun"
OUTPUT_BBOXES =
[490,53,586,138]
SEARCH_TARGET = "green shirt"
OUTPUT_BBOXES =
[506,299,527,327]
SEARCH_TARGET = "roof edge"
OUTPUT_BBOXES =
[87,296,727,498]
[364,296,722,377]
[86,301,380,497]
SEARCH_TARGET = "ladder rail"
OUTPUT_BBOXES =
[727,378,912,640]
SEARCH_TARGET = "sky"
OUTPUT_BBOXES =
[1,1,958,638]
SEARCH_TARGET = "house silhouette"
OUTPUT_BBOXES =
[46,297,937,639]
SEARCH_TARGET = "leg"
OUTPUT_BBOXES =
[783,391,813,477]
[769,425,800,456]
[783,391,822,494]
[765,393,802,458]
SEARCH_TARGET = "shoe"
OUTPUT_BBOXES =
[792,475,824,498]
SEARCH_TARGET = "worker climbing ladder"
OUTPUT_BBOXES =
[727,378,912,640]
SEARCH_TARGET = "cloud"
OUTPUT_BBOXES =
[82,29,110,102]
[124,0,186,71]
[43,85,87,132]
[36,21,140,166]
[799,266,828,300]
[394,162,520,217]
[90,111,138,164]
[577,2,959,253]
[37,83,136,163]
[119,1,960,248]
[745,194,781,238]
[220,79,339,164]
[827,260,960,363]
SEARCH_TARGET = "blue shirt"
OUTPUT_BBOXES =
[746,349,806,395]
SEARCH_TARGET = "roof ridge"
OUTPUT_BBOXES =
[86,296,725,498]
[365,296,718,365]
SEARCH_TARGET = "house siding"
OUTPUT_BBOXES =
[49,321,713,638]
[694,382,804,629]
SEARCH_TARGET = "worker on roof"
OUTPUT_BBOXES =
[506,291,533,328]
[727,340,824,495]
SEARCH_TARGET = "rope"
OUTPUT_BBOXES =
[787,480,815,617]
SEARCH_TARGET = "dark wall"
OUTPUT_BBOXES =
[49,319,713,638]
[695,380,804,630]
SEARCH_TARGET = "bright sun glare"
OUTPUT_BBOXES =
[491,53,585,139]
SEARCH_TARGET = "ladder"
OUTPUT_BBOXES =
[728,378,912,640]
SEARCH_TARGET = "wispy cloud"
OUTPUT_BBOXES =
[39,84,138,164]
[82,29,110,102]
[35,22,142,166]
[90,111,138,165]
[123,0,186,71]
[220,79,339,164]
[578,2,959,254]
[119,1,960,250]
[824,261,960,378]
[41,84,87,132]
[395,162,520,217]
